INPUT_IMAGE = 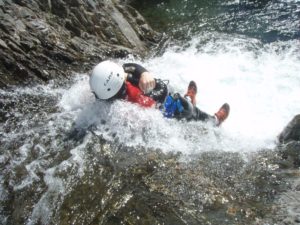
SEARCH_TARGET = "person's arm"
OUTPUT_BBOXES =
[123,63,155,93]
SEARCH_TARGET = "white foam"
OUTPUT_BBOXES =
[27,167,65,225]
[60,36,300,154]
[26,135,90,225]
[58,74,94,111]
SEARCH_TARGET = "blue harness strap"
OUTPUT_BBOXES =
[163,95,184,118]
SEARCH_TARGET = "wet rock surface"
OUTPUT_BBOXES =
[0,0,161,87]
[272,115,300,225]
[0,85,292,225]
[279,115,300,144]
[1,1,300,225]
[278,115,300,168]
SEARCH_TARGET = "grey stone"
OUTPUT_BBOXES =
[279,115,300,143]
[0,39,8,49]
[15,19,26,32]
[86,0,97,10]
[1,0,12,5]
[0,0,160,87]
[110,4,146,51]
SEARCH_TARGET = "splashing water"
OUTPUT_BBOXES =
[58,34,300,154]
[1,7,300,225]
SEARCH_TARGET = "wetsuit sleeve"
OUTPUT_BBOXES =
[123,63,148,86]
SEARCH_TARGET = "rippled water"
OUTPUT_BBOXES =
[131,0,300,42]
[1,0,300,224]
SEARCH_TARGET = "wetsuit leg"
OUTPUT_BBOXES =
[175,94,215,122]
[192,106,215,122]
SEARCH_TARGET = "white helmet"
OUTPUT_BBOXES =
[90,61,125,100]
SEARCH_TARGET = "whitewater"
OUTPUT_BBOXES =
[1,0,300,223]
[59,34,300,154]
[1,31,300,225]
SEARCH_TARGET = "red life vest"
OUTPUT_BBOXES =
[125,81,156,108]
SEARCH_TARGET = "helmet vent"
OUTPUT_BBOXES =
[107,88,111,91]
[117,73,119,77]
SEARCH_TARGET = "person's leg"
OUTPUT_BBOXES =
[175,94,214,122]
[172,93,230,126]
[192,106,215,122]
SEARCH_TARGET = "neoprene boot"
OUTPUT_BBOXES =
[215,103,230,126]
[184,81,197,106]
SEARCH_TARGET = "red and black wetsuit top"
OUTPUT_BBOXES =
[122,63,168,108]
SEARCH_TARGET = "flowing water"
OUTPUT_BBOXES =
[1,0,300,224]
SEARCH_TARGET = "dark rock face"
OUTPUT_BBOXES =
[278,115,300,167]
[0,0,161,87]
[278,115,300,143]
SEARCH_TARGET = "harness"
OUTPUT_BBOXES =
[163,94,184,118]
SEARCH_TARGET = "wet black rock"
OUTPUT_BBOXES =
[0,0,161,87]
[278,115,300,168]
[278,115,300,143]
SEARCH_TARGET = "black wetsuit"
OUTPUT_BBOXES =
[123,63,214,122]
[174,94,215,122]
[123,63,168,104]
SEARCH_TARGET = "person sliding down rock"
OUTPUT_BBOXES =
[164,81,230,126]
[89,60,230,126]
